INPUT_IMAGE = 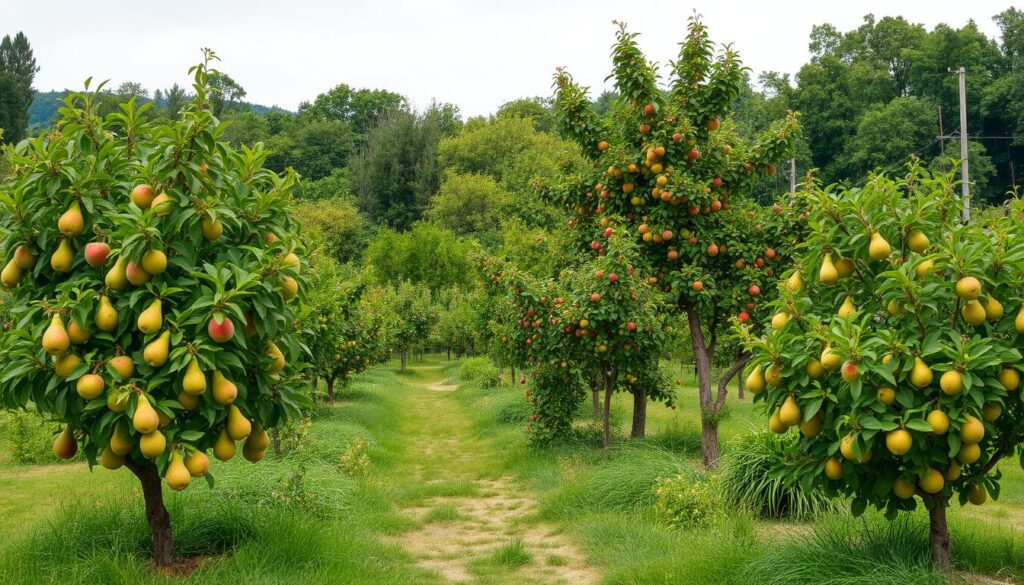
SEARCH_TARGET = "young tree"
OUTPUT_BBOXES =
[743,166,1024,572]
[550,17,800,466]
[386,281,436,371]
[0,58,309,567]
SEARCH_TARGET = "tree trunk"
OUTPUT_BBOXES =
[326,376,336,403]
[602,367,617,455]
[272,428,281,458]
[125,459,175,567]
[510,364,516,387]
[686,305,720,469]
[592,389,600,418]
[928,495,954,573]
[447,346,451,360]
[630,387,648,438]
[400,350,408,372]
[737,368,745,400]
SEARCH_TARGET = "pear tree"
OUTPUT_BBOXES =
[0,56,309,567]
[550,17,801,466]
[742,166,1024,572]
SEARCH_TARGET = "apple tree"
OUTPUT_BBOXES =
[0,56,309,567]
[550,17,801,466]
[742,166,1024,571]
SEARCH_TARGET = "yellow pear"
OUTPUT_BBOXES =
[820,346,842,371]
[58,201,85,236]
[212,370,238,405]
[1016,306,1024,334]
[107,391,128,413]
[768,408,787,434]
[955,276,981,300]
[137,299,163,334]
[838,295,857,318]
[184,450,210,477]
[868,232,891,260]
[819,253,838,285]
[110,421,134,455]
[835,257,855,279]
[67,320,91,344]
[939,370,963,395]
[213,428,237,461]
[824,458,844,480]
[779,395,801,427]
[958,443,981,464]
[805,359,825,379]
[54,353,82,378]
[109,355,134,380]
[95,295,119,332]
[141,249,167,275]
[998,367,1020,391]
[100,447,124,470]
[961,299,986,325]
[910,357,933,388]
[42,315,70,355]
[105,257,129,290]
[771,311,789,330]
[243,442,267,463]
[157,410,172,428]
[960,415,985,444]
[265,341,286,371]
[885,429,913,456]
[283,252,301,273]
[918,468,944,494]
[143,330,171,367]
[967,484,988,506]
[151,193,173,215]
[984,296,1003,321]
[800,414,823,437]
[177,390,200,410]
[1,258,23,287]
[927,410,949,434]
[945,462,962,482]
[982,403,1002,422]
[907,230,929,253]
[893,476,916,499]
[247,424,271,451]
[50,239,74,273]
[877,386,895,405]
[746,366,766,394]
[165,452,191,491]
[226,405,252,441]
[52,426,77,459]
[201,218,223,241]
[915,259,934,278]
[765,365,783,387]
[76,373,105,400]
[133,395,160,434]
[886,300,901,315]
[786,270,804,292]
[280,276,298,301]
[840,434,871,463]
[182,357,207,395]
[140,429,167,458]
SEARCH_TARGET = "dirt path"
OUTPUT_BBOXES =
[387,364,599,585]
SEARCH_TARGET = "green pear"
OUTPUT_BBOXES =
[1,258,23,287]
[143,330,170,367]
[105,257,129,290]
[50,239,74,273]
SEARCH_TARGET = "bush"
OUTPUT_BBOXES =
[339,438,370,477]
[460,357,500,388]
[655,474,722,529]
[719,431,836,520]
[3,411,65,465]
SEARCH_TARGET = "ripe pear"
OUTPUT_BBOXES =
[819,253,838,285]
[109,355,134,380]
[243,443,266,463]
[243,313,258,337]
[13,245,36,269]
[955,276,981,300]
[1016,306,1024,334]
[915,259,934,278]
[820,346,842,371]
[265,341,286,372]
[939,370,962,395]
[165,452,191,491]
[800,414,823,437]
[53,426,77,459]
[877,386,895,405]
[67,320,91,344]
[824,458,844,480]
[840,434,871,463]
[100,447,124,470]
[982,403,1002,422]
[885,429,913,456]
[50,238,74,272]
[131,184,156,208]
[765,365,783,387]
[984,295,1003,321]
[868,232,891,260]
[58,201,85,236]
[157,410,172,428]
[84,241,111,268]
[838,295,857,318]
[125,260,150,286]
[768,408,787,434]
[141,249,167,275]
[998,367,1020,391]
[76,373,105,400]
[182,357,207,395]
[945,462,962,482]
[212,370,238,405]
[834,257,855,279]
[105,257,129,290]
[151,193,172,215]
[960,415,985,444]
[745,366,766,394]
[786,269,804,292]
[805,358,825,379]
[177,390,200,410]
[133,395,160,434]
[110,421,134,455]
[201,218,223,241]
[918,468,944,494]
[909,357,933,388]
[893,476,916,499]
[908,230,929,253]
[958,442,981,464]
[226,405,252,441]
[927,410,949,434]
[771,312,789,330]
[213,428,237,461]
[140,429,167,458]
[280,276,298,301]
[247,424,271,451]
[967,484,988,506]
[42,315,70,355]
[137,299,163,334]
[107,391,128,413]
[53,353,81,378]
[283,252,301,273]
[779,395,801,427]
[961,299,986,326]
[95,295,119,332]
[886,300,902,316]
[143,330,171,367]
[1,258,23,287]
[185,450,210,477]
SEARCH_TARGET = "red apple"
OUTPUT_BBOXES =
[626,322,637,332]
[604,227,614,238]
[687,149,700,160]
[208,314,235,343]
[748,285,761,297]
[713,177,724,188]
[608,273,619,283]
[590,293,601,302]
[692,281,704,292]
[738,311,750,322]
[84,242,110,268]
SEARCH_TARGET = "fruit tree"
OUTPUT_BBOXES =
[550,17,801,466]
[742,166,1024,571]
[0,56,309,567]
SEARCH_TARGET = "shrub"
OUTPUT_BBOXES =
[460,356,500,388]
[4,410,62,464]
[719,430,836,520]
[339,438,370,477]
[655,474,722,529]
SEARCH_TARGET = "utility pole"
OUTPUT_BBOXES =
[790,158,796,194]
[937,105,945,160]
[958,67,970,222]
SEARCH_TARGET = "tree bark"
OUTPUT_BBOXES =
[510,364,516,387]
[125,458,175,567]
[326,376,336,403]
[310,376,318,403]
[737,362,746,400]
[400,350,408,372]
[927,495,954,573]
[686,305,721,469]
[447,346,451,360]
[592,389,601,418]
[630,387,648,438]
[602,367,617,455]
[272,428,281,458]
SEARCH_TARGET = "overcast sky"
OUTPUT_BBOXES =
[4,0,1013,117]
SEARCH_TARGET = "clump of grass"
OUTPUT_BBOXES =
[546,554,567,566]
[719,430,835,520]
[489,537,532,568]
[423,504,467,524]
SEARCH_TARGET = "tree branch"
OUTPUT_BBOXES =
[714,352,750,415]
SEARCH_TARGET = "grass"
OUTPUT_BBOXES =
[488,538,532,568]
